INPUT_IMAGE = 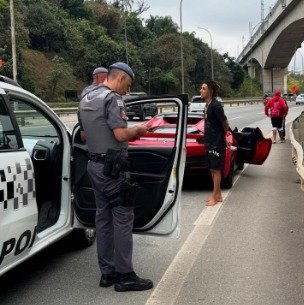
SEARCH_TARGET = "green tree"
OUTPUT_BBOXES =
[183,33,210,95]
[47,55,75,100]
[211,52,233,97]
[25,2,65,52]
[144,33,190,94]
[85,1,122,38]
[236,76,262,97]
[0,0,28,80]
[60,0,91,19]
[112,0,134,11]
[145,16,178,37]
[0,0,252,100]
[63,19,103,80]
[124,12,154,47]
[223,53,245,90]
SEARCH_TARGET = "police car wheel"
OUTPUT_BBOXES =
[70,228,96,248]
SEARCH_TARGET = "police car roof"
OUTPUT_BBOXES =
[0,75,22,88]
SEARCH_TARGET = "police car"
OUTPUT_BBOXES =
[0,76,187,277]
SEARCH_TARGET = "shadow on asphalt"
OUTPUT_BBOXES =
[0,175,212,298]
[182,174,213,191]
[0,236,83,298]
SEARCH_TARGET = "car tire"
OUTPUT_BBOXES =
[69,228,96,249]
[140,110,146,121]
[221,157,235,189]
[128,116,134,120]
[237,162,244,170]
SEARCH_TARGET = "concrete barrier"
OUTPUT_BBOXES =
[290,111,304,191]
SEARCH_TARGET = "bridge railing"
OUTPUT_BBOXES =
[290,111,304,191]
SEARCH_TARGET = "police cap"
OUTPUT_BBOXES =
[109,62,134,81]
[93,67,108,75]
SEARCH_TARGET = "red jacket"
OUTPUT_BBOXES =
[264,96,288,117]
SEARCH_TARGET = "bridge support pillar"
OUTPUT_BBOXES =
[248,63,255,78]
[262,68,288,93]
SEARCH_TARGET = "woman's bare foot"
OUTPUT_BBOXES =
[205,197,223,203]
[205,199,218,206]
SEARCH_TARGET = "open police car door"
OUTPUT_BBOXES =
[72,95,187,236]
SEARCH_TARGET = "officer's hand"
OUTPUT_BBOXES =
[136,124,149,136]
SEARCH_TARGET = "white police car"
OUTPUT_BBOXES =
[0,76,187,277]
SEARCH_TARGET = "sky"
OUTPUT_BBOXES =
[138,0,303,72]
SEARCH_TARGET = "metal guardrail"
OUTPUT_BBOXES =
[53,108,78,116]
[290,111,304,191]
[221,97,262,106]
[51,98,263,116]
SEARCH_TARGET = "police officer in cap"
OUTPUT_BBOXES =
[80,66,108,99]
[78,67,108,142]
[78,62,153,292]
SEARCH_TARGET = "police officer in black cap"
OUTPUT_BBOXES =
[78,62,153,292]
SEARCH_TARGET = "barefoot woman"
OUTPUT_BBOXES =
[200,81,230,206]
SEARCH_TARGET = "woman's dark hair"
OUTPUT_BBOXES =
[205,81,220,99]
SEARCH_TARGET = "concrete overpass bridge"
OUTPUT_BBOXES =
[237,0,304,94]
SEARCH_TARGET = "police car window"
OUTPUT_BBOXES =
[10,99,58,138]
[0,97,18,150]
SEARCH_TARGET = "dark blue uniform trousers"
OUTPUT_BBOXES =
[87,160,134,274]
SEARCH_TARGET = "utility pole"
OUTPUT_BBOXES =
[293,52,297,75]
[10,0,17,81]
[123,2,129,65]
[261,0,265,23]
[198,27,214,80]
[249,21,252,38]
[179,0,185,93]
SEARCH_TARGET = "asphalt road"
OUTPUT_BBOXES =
[0,102,303,305]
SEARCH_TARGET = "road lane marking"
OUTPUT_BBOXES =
[193,203,221,226]
[145,205,221,305]
[145,171,245,305]
[145,222,213,305]
[228,116,241,120]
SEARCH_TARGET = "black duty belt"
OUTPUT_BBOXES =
[89,153,106,163]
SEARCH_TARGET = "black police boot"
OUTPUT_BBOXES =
[114,271,153,292]
[99,273,117,287]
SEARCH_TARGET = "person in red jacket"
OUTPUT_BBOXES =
[264,89,288,143]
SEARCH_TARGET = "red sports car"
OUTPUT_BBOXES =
[129,113,272,188]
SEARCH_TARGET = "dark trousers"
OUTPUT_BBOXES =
[87,160,134,274]
[281,117,286,139]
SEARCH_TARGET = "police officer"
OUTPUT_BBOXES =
[78,67,108,142]
[80,66,108,99]
[78,62,153,292]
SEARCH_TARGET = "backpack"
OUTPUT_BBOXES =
[271,101,281,117]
